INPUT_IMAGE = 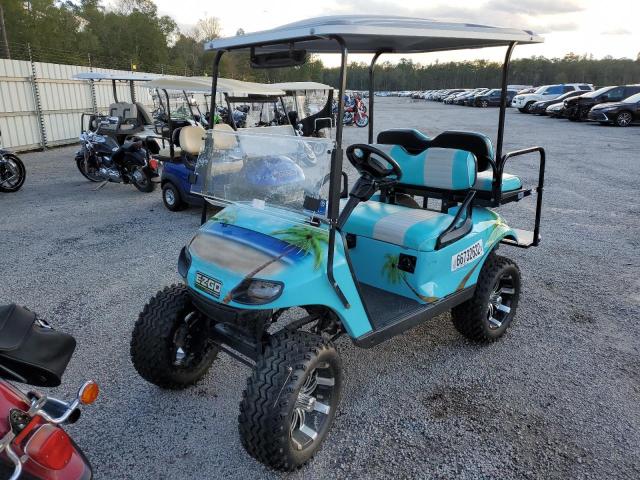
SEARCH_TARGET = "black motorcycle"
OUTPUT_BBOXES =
[75,131,156,192]
[0,150,26,193]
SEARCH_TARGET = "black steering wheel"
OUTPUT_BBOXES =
[346,144,403,182]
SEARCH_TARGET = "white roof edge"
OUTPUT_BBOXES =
[204,15,543,53]
[72,72,158,81]
[271,81,334,92]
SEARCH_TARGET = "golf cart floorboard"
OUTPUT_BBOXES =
[355,283,475,348]
[360,284,422,330]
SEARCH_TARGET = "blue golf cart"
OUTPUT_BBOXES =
[130,16,546,470]
[145,77,335,211]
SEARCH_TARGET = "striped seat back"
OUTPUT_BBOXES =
[372,144,477,191]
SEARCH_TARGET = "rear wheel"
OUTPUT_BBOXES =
[162,182,185,211]
[0,154,26,192]
[480,100,489,108]
[615,111,633,127]
[354,114,369,128]
[131,284,219,389]
[132,166,154,192]
[451,254,521,342]
[239,330,342,471]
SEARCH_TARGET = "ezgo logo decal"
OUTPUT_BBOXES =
[195,271,222,298]
[451,240,484,272]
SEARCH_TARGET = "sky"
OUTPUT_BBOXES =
[113,0,640,66]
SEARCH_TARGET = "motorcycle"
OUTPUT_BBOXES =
[75,131,157,192]
[341,96,369,128]
[0,150,26,193]
[0,304,98,480]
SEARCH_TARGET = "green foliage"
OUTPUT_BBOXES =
[0,2,638,86]
[271,225,328,270]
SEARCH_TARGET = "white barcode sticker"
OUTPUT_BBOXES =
[451,240,484,272]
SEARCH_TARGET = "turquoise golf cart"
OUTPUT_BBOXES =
[130,16,546,471]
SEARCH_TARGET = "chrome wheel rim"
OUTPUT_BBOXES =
[0,158,22,188]
[487,274,516,330]
[618,113,632,126]
[165,188,176,206]
[172,312,210,368]
[290,363,335,451]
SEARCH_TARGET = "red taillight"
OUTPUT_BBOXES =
[149,158,159,171]
[25,424,73,470]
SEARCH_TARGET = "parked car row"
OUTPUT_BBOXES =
[518,83,640,127]
[412,87,522,108]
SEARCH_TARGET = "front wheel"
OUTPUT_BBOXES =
[162,182,185,211]
[524,102,535,113]
[239,330,342,471]
[131,284,219,389]
[76,153,103,182]
[0,154,26,192]
[480,100,489,108]
[615,111,633,127]
[451,253,521,342]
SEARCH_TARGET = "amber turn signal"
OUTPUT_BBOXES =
[78,381,100,405]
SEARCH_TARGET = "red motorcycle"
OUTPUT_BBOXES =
[343,96,369,127]
[0,304,98,480]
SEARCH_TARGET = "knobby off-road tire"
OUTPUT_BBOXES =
[239,330,342,471]
[451,253,521,342]
[131,284,219,389]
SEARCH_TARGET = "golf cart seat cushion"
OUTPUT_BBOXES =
[377,129,431,154]
[372,144,477,191]
[213,123,239,150]
[474,170,522,192]
[430,131,494,172]
[180,125,206,155]
[341,200,453,251]
[108,102,138,121]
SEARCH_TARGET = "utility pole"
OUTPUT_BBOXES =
[0,4,11,59]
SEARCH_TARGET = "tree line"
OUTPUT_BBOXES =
[1,1,639,88]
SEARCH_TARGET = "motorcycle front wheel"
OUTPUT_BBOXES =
[76,154,103,182]
[0,154,26,193]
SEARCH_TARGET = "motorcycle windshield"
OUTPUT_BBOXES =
[192,130,335,222]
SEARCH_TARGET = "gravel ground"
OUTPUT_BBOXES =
[1,98,639,479]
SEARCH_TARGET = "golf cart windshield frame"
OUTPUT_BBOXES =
[202,20,543,306]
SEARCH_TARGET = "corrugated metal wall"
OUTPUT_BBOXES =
[0,59,159,151]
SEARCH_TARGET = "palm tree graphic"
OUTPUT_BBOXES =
[382,253,438,303]
[222,225,328,303]
[212,209,237,225]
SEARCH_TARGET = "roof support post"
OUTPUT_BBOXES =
[496,41,516,162]
[368,50,384,144]
[326,36,350,309]
[201,49,225,225]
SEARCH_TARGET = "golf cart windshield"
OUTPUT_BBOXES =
[195,130,334,222]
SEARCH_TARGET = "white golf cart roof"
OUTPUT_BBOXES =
[271,82,334,92]
[144,76,286,96]
[72,72,158,82]
[205,15,543,54]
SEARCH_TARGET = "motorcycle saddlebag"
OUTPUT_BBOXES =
[0,304,76,387]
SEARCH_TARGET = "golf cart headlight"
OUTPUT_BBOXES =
[234,279,284,305]
[178,245,192,279]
